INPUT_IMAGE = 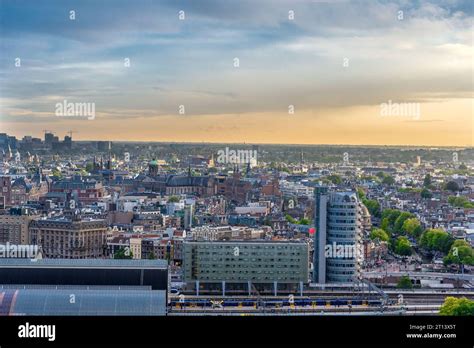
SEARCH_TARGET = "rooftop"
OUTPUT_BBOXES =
[0,288,166,316]
[0,258,168,269]
[185,239,307,244]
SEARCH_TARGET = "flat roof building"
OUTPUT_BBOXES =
[0,259,169,316]
[29,215,108,259]
[183,240,309,294]
[0,207,39,245]
[0,258,168,290]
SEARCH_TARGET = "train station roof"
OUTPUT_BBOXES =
[0,258,168,269]
[0,288,166,316]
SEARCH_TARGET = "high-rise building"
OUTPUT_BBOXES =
[313,186,366,284]
[44,132,55,146]
[0,133,17,151]
[416,155,421,166]
[184,204,193,230]
[63,135,72,149]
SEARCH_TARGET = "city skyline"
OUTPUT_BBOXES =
[0,0,473,146]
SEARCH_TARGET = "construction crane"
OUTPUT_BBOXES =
[67,130,77,138]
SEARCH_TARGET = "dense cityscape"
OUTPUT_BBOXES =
[0,131,473,316]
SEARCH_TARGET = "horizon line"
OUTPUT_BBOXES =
[8,134,474,149]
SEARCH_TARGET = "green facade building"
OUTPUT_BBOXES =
[183,240,309,285]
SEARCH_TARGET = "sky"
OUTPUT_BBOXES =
[0,0,472,146]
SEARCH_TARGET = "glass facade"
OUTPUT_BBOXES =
[314,189,364,283]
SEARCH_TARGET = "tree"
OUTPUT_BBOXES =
[401,218,423,238]
[285,214,297,224]
[382,175,395,186]
[381,209,402,232]
[148,252,156,260]
[394,212,415,234]
[445,181,460,192]
[458,163,467,170]
[168,196,180,203]
[114,247,133,259]
[398,187,421,193]
[278,166,291,174]
[448,196,474,209]
[327,174,342,185]
[361,175,377,182]
[363,199,381,218]
[52,169,62,178]
[382,209,401,224]
[444,240,474,266]
[397,275,413,289]
[420,188,432,199]
[419,229,454,253]
[298,218,310,225]
[370,228,389,242]
[85,163,95,172]
[423,174,432,187]
[439,297,474,316]
[356,187,366,200]
[394,236,412,256]
[380,217,391,233]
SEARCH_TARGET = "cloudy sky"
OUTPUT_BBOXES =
[0,0,472,145]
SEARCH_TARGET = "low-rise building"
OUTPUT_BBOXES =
[183,240,309,291]
[29,213,107,258]
[0,207,39,245]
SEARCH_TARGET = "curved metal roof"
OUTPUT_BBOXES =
[1,288,166,316]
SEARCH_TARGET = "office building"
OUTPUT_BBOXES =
[183,240,309,293]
